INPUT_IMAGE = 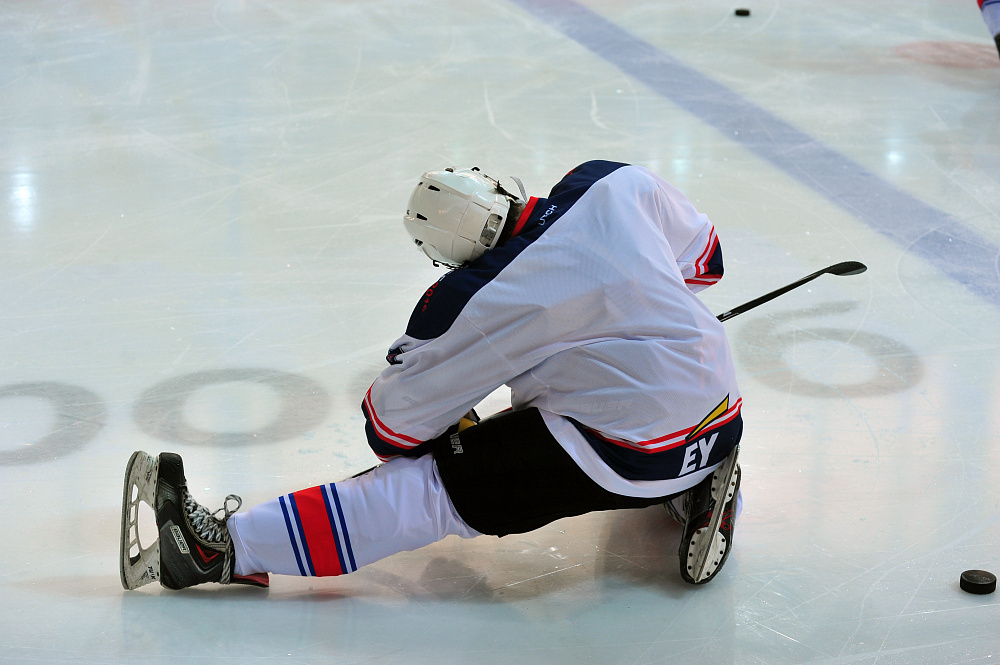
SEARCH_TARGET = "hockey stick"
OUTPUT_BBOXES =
[716,261,867,322]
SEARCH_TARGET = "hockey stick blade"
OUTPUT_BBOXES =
[716,261,867,322]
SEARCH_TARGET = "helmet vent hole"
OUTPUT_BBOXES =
[416,214,428,221]
[427,185,440,192]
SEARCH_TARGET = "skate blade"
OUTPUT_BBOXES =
[689,530,728,580]
[687,446,739,583]
[119,451,161,590]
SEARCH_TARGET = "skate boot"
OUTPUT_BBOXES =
[678,445,740,584]
[663,494,686,525]
[119,451,269,590]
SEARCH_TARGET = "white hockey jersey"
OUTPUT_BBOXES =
[363,161,742,498]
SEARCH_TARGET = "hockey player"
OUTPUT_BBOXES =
[120,161,743,592]
[981,0,1000,60]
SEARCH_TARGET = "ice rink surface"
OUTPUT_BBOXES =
[2,0,999,662]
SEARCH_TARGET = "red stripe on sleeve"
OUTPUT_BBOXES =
[695,231,719,273]
[364,387,423,446]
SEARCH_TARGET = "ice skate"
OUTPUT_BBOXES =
[663,494,686,525]
[119,450,269,590]
[678,445,740,584]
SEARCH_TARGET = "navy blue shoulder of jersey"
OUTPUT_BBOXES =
[403,161,630,341]
[547,160,629,198]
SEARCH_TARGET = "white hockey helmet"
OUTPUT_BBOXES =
[403,167,525,267]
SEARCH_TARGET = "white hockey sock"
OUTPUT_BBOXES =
[984,0,1000,37]
[228,455,481,577]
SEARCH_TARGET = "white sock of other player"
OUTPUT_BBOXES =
[227,455,481,578]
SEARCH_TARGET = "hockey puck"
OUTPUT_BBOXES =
[735,8,751,17]
[960,569,997,595]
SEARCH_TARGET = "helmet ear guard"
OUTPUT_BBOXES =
[403,167,524,268]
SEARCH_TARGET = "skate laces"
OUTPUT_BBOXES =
[183,491,242,545]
